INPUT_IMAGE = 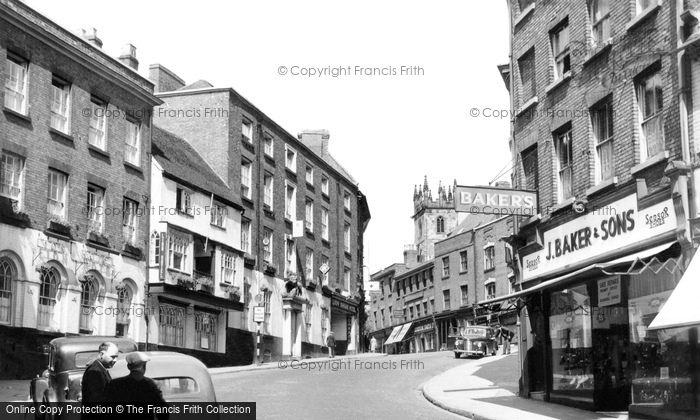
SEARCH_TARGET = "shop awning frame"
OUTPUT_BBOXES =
[477,243,677,306]
[648,248,700,331]
[384,322,413,345]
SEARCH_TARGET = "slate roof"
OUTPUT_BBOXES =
[151,126,241,208]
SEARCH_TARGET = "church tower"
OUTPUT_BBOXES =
[411,176,459,262]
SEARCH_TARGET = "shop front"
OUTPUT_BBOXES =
[330,294,359,355]
[412,320,437,353]
[483,192,689,412]
[384,322,413,354]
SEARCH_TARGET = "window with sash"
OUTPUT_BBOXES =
[125,120,141,166]
[306,166,314,185]
[241,160,252,200]
[176,186,193,216]
[210,203,225,228]
[321,176,329,195]
[263,291,272,334]
[242,120,253,143]
[264,173,273,208]
[305,199,313,231]
[304,304,312,342]
[344,223,351,253]
[555,129,573,201]
[592,99,614,183]
[550,22,570,81]
[4,56,28,114]
[122,198,138,245]
[442,257,450,277]
[321,209,329,240]
[263,229,273,263]
[460,250,468,272]
[168,234,188,271]
[47,170,67,218]
[637,71,664,161]
[285,182,296,220]
[305,248,313,280]
[116,286,132,337]
[50,77,70,133]
[443,290,450,311]
[285,145,297,172]
[221,251,235,284]
[150,231,161,266]
[89,99,107,149]
[484,246,496,271]
[263,135,273,156]
[1,152,24,210]
[86,184,105,234]
[590,0,611,47]
[241,220,251,253]
[461,285,468,306]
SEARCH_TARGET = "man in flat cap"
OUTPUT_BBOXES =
[104,352,168,419]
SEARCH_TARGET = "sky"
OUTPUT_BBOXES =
[22,0,513,276]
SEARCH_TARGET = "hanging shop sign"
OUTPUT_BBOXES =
[454,185,537,216]
[331,298,357,314]
[414,323,435,333]
[522,194,675,281]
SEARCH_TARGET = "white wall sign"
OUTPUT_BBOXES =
[522,195,676,281]
[454,185,537,216]
[598,277,621,307]
[254,306,265,323]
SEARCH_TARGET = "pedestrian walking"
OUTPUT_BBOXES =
[104,352,169,419]
[500,326,513,355]
[326,331,336,358]
[81,342,119,405]
[370,336,377,353]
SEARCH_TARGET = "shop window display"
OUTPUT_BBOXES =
[628,268,694,409]
[550,284,594,400]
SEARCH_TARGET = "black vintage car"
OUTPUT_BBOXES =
[453,326,499,358]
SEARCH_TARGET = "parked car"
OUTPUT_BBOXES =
[109,351,217,403]
[29,338,218,419]
[29,336,138,417]
[453,326,498,358]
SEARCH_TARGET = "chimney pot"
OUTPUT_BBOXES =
[80,27,103,48]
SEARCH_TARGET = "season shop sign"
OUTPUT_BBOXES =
[522,195,675,281]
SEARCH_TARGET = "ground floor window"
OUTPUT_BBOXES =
[159,304,185,347]
[195,311,218,351]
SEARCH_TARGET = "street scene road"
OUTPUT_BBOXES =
[213,352,471,420]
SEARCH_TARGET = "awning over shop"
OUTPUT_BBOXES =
[647,250,700,331]
[384,322,413,345]
[478,242,676,306]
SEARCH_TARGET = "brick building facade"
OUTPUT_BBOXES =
[149,68,370,360]
[489,0,700,416]
[0,0,159,378]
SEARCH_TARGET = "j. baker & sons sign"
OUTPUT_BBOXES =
[522,194,675,281]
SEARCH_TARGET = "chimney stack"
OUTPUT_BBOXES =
[119,44,139,70]
[149,64,186,93]
[79,28,103,48]
[298,129,330,157]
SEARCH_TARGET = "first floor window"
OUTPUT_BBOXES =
[150,231,161,266]
[321,255,330,286]
[592,99,614,183]
[169,234,188,271]
[221,252,235,284]
[264,174,273,208]
[305,200,313,231]
[176,187,193,215]
[321,209,329,240]
[195,312,218,351]
[305,304,313,342]
[86,184,105,234]
[1,152,24,209]
[344,267,351,292]
[241,220,251,253]
[486,283,496,300]
[285,182,296,220]
[210,203,225,228]
[344,223,351,253]
[555,129,573,201]
[443,290,450,311]
[305,249,314,281]
[461,285,468,306]
[122,198,138,245]
[442,256,450,277]
[321,308,329,338]
[241,160,252,199]
[47,170,67,218]
[159,305,184,347]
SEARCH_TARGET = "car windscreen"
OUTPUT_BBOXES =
[463,328,487,337]
[155,377,199,396]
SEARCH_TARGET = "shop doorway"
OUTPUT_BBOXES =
[591,302,630,410]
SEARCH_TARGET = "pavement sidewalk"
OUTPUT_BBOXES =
[423,347,628,420]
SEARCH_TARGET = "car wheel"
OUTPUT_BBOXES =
[454,352,460,359]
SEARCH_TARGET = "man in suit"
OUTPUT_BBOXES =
[81,342,119,404]
[326,331,336,358]
[104,352,168,419]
